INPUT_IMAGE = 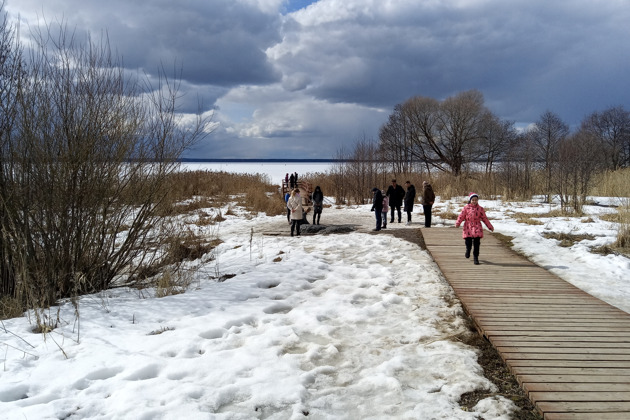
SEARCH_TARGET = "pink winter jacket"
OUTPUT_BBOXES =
[455,203,494,238]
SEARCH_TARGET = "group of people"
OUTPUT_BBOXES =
[370,181,493,265]
[371,179,435,231]
[286,172,299,189]
[284,185,324,237]
[284,177,493,265]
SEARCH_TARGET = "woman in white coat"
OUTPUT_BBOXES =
[287,188,303,236]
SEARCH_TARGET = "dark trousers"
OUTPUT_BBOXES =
[287,208,291,223]
[313,206,322,225]
[465,237,481,257]
[291,219,301,236]
[406,210,412,222]
[375,209,382,230]
[423,204,432,227]
[390,205,401,222]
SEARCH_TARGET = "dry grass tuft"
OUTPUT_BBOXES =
[510,212,545,225]
[615,209,630,250]
[155,270,193,298]
[542,232,596,247]
[148,326,175,335]
[1,296,25,320]
[600,212,620,223]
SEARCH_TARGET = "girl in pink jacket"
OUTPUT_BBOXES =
[455,193,494,265]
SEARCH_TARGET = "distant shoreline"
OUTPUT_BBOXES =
[180,158,340,163]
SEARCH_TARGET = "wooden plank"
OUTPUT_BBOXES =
[537,401,630,413]
[531,391,630,402]
[513,367,630,375]
[524,383,630,393]
[475,316,627,323]
[492,340,630,348]
[517,374,630,383]
[482,326,630,333]
[504,353,630,361]
[545,413,630,420]
[509,360,630,368]
[483,329,630,337]
[499,346,630,355]
[483,321,630,328]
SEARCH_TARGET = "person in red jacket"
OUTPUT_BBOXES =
[455,192,494,265]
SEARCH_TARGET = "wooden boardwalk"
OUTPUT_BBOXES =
[420,227,630,420]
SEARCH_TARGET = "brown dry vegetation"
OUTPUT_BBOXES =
[541,232,597,247]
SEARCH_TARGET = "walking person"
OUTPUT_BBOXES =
[403,181,416,225]
[311,186,324,225]
[455,193,494,265]
[381,191,389,229]
[288,188,304,237]
[386,179,405,223]
[370,188,383,231]
[421,181,436,228]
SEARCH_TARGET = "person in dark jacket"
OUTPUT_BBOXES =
[370,187,383,231]
[421,181,436,228]
[403,181,416,225]
[311,186,324,225]
[289,173,295,189]
[385,179,405,223]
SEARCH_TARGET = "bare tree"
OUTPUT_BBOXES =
[499,132,539,200]
[345,137,381,204]
[0,17,208,308]
[479,115,516,174]
[556,131,605,213]
[529,111,569,202]
[329,145,350,205]
[581,106,630,170]
[387,90,494,176]
[0,5,24,299]
[378,104,417,175]
[401,95,440,173]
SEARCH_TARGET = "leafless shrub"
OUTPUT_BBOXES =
[0,14,208,312]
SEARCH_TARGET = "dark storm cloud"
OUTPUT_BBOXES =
[9,0,282,86]
[283,0,630,125]
[7,0,630,159]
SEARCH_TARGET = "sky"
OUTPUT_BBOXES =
[5,0,630,159]
[1,181,627,418]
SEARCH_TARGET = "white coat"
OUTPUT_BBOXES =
[288,195,303,220]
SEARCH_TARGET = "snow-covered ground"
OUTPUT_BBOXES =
[1,195,627,419]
